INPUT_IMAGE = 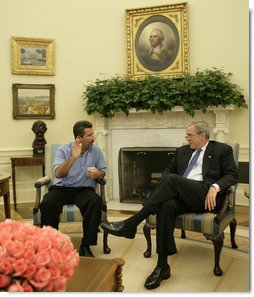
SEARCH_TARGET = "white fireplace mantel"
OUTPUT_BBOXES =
[94,105,234,200]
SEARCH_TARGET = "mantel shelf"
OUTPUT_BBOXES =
[127,105,234,115]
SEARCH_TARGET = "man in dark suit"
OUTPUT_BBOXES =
[101,120,238,290]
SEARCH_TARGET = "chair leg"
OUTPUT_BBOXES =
[143,223,152,258]
[181,229,186,238]
[229,218,238,249]
[209,233,224,276]
[103,230,111,254]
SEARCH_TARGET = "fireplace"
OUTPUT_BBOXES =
[94,107,233,202]
[118,147,176,203]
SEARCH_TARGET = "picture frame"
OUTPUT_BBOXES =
[126,3,189,79]
[11,37,55,75]
[12,84,55,119]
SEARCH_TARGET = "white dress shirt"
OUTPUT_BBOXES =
[186,141,220,192]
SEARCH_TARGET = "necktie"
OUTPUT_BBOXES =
[182,149,202,178]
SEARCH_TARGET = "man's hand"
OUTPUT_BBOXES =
[72,139,82,159]
[55,139,81,178]
[86,167,102,180]
[204,186,217,211]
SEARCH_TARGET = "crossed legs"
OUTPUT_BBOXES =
[101,174,208,289]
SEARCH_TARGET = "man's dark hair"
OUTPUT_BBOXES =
[73,120,93,138]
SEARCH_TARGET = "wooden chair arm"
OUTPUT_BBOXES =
[214,196,229,225]
[34,176,51,188]
[33,176,51,211]
[96,177,106,186]
[97,178,107,205]
[213,187,232,224]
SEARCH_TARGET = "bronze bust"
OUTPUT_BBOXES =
[32,120,47,156]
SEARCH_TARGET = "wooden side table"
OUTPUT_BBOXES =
[10,156,45,210]
[67,257,125,292]
[0,173,11,219]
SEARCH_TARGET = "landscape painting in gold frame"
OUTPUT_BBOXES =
[126,3,189,79]
[12,83,55,120]
[11,37,55,75]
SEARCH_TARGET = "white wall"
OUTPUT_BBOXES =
[0,0,249,205]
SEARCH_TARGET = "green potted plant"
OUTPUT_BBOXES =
[82,68,247,118]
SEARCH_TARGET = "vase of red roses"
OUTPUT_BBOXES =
[0,219,79,292]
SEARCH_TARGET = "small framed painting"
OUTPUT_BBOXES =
[12,83,55,119]
[11,37,55,75]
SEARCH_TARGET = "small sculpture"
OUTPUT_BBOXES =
[32,120,47,156]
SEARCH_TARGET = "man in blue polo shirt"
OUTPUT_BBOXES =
[40,120,106,257]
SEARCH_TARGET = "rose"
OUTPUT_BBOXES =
[7,281,24,292]
[35,237,52,252]
[0,257,15,275]
[21,280,33,292]
[13,258,27,276]
[23,263,37,279]
[24,249,36,264]
[0,246,7,259]
[34,251,51,268]
[0,274,11,288]
[0,231,12,243]
[34,267,51,283]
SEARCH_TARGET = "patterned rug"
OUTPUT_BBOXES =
[19,218,249,292]
[67,230,249,292]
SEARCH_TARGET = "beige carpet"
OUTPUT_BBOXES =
[65,225,249,293]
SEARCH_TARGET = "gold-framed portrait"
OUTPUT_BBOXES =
[12,83,55,119]
[11,37,55,75]
[126,3,189,79]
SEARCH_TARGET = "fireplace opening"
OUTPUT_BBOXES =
[118,147,176,203]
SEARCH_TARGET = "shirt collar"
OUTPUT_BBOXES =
[200,140,209,151]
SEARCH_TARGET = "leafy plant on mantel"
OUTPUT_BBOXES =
[82,68,247,118]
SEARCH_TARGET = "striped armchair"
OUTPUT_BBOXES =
[33,144,111,254]
[143,143,239,276]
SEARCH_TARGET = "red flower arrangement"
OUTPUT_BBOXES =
[0,219,79,292]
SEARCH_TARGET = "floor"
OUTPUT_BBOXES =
[66,204,249,293]
[1,201,250,293]
[69,231,249,293]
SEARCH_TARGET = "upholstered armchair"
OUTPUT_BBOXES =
[143,143,239,276]
[33,144,111,254]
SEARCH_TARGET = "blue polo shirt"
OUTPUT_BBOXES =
[52,142,106,187]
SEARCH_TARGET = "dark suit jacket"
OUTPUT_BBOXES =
[163,141,238,192]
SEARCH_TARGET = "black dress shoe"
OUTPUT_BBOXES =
[101,221,137,239]
[79,245,95,257]
[144,266,171,290]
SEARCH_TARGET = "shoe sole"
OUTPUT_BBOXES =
[144,272,171,290]
[101,226,135,239]
[108,229,135,239]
